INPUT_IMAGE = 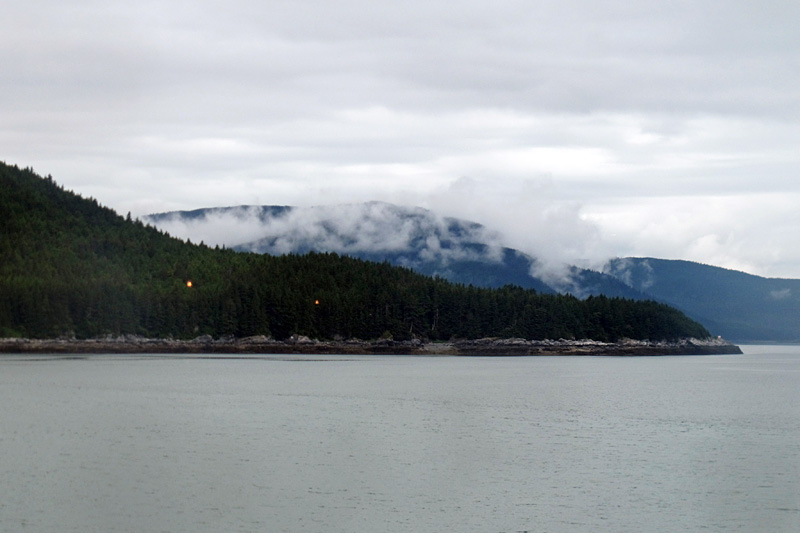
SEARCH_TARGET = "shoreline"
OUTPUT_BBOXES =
[0,336,743,356]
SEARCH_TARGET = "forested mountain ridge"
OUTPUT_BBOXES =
[145,203,644,299]
[604,258,800,342]
[149,204,800,342]
[0,162,711,342]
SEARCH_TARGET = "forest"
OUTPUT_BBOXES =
[0,162,711,342]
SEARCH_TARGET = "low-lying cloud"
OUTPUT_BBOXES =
[5,1,800,278]
[146,201,507,268]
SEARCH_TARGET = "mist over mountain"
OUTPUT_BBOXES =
[147,202,800,343]
[145,202,639,299]
[3,162,712,343]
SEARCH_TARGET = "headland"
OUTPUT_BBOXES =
[0,335,742,356]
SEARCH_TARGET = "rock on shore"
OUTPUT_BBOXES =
[0,335,742,356]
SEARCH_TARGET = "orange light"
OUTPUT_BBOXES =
[315,300,320,305]
[186,281,193,288]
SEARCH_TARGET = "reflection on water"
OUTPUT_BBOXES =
[1,347,798,532]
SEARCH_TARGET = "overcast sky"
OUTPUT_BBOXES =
[4,0,800,277]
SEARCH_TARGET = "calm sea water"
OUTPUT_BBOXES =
[1,346,798,532]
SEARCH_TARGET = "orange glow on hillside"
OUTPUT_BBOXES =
[186,281,193,288]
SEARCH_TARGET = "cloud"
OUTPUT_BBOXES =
[585,190,800,278]
[147,201,507,267]
[3,1,800,277]
[420,176,609,280]
[769,288,792,300]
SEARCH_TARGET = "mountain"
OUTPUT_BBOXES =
[145,203,643,299]
[0,162,710,342]
[148,203,800,343]
[604,258,800,342]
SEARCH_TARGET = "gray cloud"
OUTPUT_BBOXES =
[148,202,506,267]
[4,0,800,277]
[770,288,792,300]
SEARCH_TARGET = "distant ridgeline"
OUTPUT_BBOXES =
[0,162,711,342]
[148,205,800,343]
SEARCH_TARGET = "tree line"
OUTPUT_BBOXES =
[0,162,711,341]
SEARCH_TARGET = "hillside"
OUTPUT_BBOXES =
[604,258,800,342]
[0,162,712,343]
[145,203,643,299]
[147,204,800,342]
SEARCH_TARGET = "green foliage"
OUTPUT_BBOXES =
[0,162,711,341]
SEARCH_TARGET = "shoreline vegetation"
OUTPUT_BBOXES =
[2,164,736,353]
[0,335,742,356]
[2,164,715,346]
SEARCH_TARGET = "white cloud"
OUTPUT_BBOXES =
[770,288,792,300]
[585,191,800,278]
[3,0,800,277]
[148,202,506,267]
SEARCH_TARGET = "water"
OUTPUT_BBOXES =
[0,346,798,532]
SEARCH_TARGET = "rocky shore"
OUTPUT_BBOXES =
[0,335,742,356]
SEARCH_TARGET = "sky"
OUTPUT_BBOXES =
[3,0,800,277]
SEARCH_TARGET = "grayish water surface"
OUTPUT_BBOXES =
[1,346,799,532]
